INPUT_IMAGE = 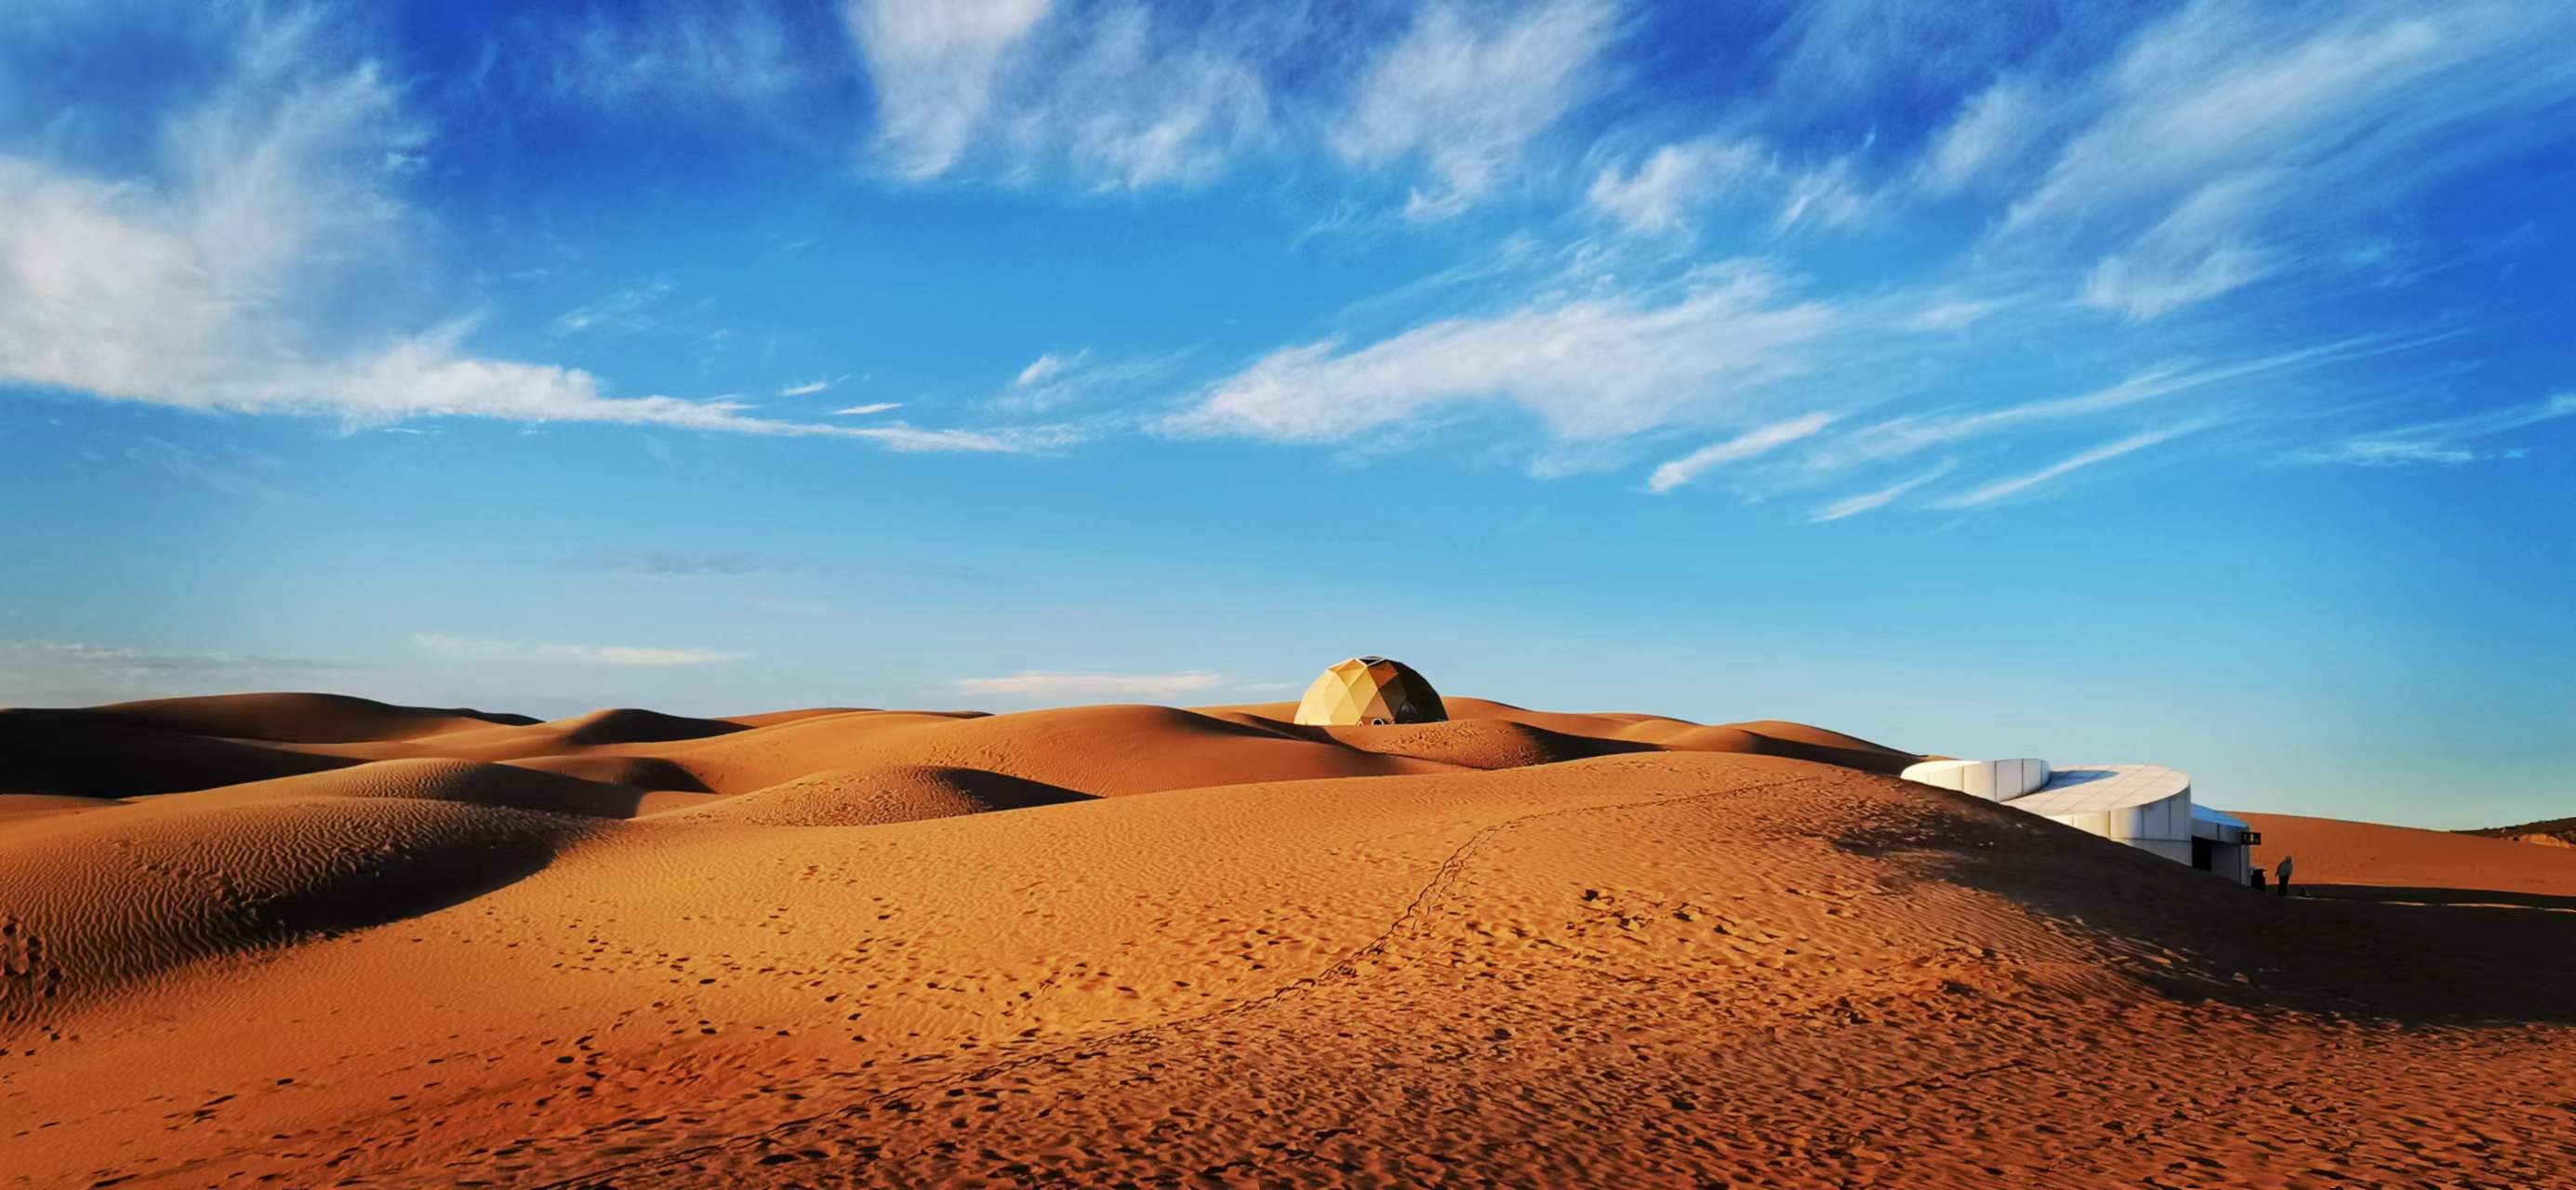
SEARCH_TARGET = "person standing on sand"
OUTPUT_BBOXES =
[2275,854,2294,897]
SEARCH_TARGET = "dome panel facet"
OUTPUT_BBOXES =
[1292,657,1447,726]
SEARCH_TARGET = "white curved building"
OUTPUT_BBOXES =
[1902,760,2257,884]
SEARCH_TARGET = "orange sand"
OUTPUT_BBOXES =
[4,693,2571,1187]
[2247,812,2576,904]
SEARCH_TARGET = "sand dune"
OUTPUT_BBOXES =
[155,757,702,820]
[663,763,1093,826]
[3,691,2570,1187]
[82,692,538,743]
[2248,811,2576,903]
[505,753,714,792]
[0,708,353,796]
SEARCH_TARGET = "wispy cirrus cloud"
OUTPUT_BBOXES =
[2295,392,2576,467]
[843,0,1270,190]
[0,639,368,708]
[1164,265,1832,447]
[1334,0,1616,218]
[1990,0,2576,319]
[780,375,846,397]
[520,0,813,110]
[1647,413,1837,494]
[551,280,675,337]
[1585,137,1875,236]
[1808,466,1952,522]
[1931,425,2203,509]
[411,633,749,668]
[843,0,1054,179]
[995,347,1186,416]
[0,11,1041,453]
[1586,138,1767,235]
[949,668,1235,701]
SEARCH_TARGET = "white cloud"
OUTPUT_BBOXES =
[1999,1,2576,317]
[1808,466,1951,522]
[1586,138,1765,234]
[844,1,1273,190]
[411,633,749,668]
[1901,297,2002,332]
[1812,337,2427,472]
[1931,425,2199,509]
[833,402,903,416]
[526,1,808,109]
[0,639,365,708]
[993,347,1186,416]
[1584,136,1873,237]
[1917,77,2044,196]
[1647,412,1837,494]
[2078,173,2276,318]
[843,0,1054,179]
[551,280,674,337]
[949,669,1234,701]
[0,20,1036,453]
[2296,392,2576,466]
[1773,156,1871,231]
[1016,349,1083,387]
[780,377,836,397]
[1334,0,1614,218]
[1165,267,1834,445]
[999,4,1270,190]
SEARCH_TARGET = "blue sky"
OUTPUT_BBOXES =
[2,0,2570,827]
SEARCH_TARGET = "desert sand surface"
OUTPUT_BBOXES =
[6,694,2575,1188]
[2247,812,2576,906]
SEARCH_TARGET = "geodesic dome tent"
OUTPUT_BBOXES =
[1292,656,1448,726]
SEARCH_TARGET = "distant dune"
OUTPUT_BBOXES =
[4,692,2571,1187]
[2248,812,2576,905]
[2462,814,2576,849]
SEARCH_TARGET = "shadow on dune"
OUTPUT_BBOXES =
[0,709,358,796]
[1834,795,2576,1027]
[2296,884,2576,912]
[256,824,569,937]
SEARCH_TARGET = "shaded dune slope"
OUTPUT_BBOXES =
[152,758,695,820]
[80,692,537,743]
[660,763,1094,826]
[0,796,596,1023]
[0,709,354,797]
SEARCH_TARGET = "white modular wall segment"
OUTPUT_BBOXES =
[1900,759,2053,800]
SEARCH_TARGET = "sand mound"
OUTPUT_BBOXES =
[654,703,1456,796]
[85,692,537,743]
[504,754,713,792]
[664,763,1094,826]
[0,708,354,797]
[1317,718,1654,769]
[0,796,593,1025]
[1648,722,1919,774]
[149,757,683,819]
[543,707,747,746]
[718,707,909,728]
